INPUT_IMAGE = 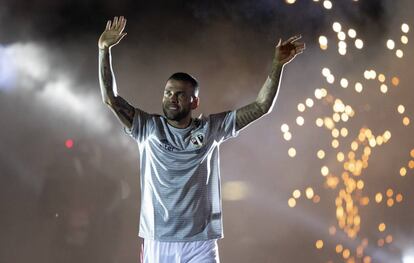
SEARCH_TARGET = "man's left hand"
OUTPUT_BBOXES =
[274,35,305,66]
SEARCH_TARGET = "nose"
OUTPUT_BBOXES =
[169,93,178,103]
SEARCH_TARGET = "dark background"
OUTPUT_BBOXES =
[0,0,413,262]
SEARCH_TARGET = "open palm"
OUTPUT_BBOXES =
[98,16,127,49]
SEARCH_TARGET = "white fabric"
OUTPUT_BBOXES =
[142,239,220,263]
[125,110,239,241]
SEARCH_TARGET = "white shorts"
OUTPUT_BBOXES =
[141,239,220,263]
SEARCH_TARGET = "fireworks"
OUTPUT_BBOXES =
[283,1,412,262]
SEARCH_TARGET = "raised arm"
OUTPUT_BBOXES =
[235,35,305,131]
[98,16,135,130]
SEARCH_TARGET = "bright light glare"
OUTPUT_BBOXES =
[333,22,341,32]
[0,45,16,90]
[348,29,356,38]
[323,0,332,9]
[403,253,414,263]
[355,39,364,49]
[401,23,410,33]
[386,39,395,50]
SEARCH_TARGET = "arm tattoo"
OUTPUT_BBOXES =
[235,102,265,131]
[236,63,284,131]
[99,48,135,129]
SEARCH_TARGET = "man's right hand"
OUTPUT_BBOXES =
[98,16,127,50]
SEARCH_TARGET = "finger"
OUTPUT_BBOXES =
[119,16,126,31]
[106,20,111,30]
[119,17,127,32]
[294,42,305,49]
[276,38,282,47]
[116,16,122,31]
[112,16,118,30]
[283,35,302,45]
[295,46,305,54]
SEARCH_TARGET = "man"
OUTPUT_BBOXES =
[98,16,304,263]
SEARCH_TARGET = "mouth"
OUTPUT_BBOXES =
[167,104,179,110]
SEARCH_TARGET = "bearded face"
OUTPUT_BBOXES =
[162,79,197,122]
[162,98,191,121]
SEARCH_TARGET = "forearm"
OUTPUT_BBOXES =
[255,62,284,114]
[98,47,135,128]
[99,47,117,105]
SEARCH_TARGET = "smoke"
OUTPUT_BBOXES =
[0,0,413,262]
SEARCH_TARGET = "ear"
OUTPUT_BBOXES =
[191,96,199,110]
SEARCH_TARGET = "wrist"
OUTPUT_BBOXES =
[269,62,283,78]
[98,45,110,51]
[271,59,284,69]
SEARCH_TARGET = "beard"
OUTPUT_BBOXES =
[162,102,191,121]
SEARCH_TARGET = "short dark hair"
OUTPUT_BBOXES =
[167,72,199,97]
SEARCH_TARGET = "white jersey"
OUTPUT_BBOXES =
[125,109,239,242]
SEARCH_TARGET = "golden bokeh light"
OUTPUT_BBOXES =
[340,78,349,88]
[342,249,350,259]
[336,244,343,253]
[403,117,410,126]
[306,98,314,107]
[298,103,306,112]
[378,74,386,82]
[385,235,393,244]
[392,76,400,86]
[333,22,342,32]
[375,193,383,203]
[386,39,395,50]
[296,116,305,126]
[355,82,363,93]
[313,195,321,203]
[288,197,296,208]
[348,29,356,38]
[337,152,345,162]
[401,35,408,44]
[401,23,410,33]
[317,150,326,159]
[306,187,314,199]
[397,105,405,114]
[380,84,388,94]
[338,31,346,41]
[378,223,386,232]
[396,193,403,203]
[315,240,324,249]
[293,189,301,199]
[316,118,324,127]
[288,147,297,158]
[281,123,289,133]
[323,0,332,10]
[321,166,329,176]
[400,167,407,176]
[283,131,292,141]
[340,128,348,137]
[319,36,328,50]
[355,39,364,49]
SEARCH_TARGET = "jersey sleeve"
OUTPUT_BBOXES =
[208,110,239,142]
[124,108,154,143]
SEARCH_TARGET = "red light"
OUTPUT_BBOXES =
[65,139,74,149]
